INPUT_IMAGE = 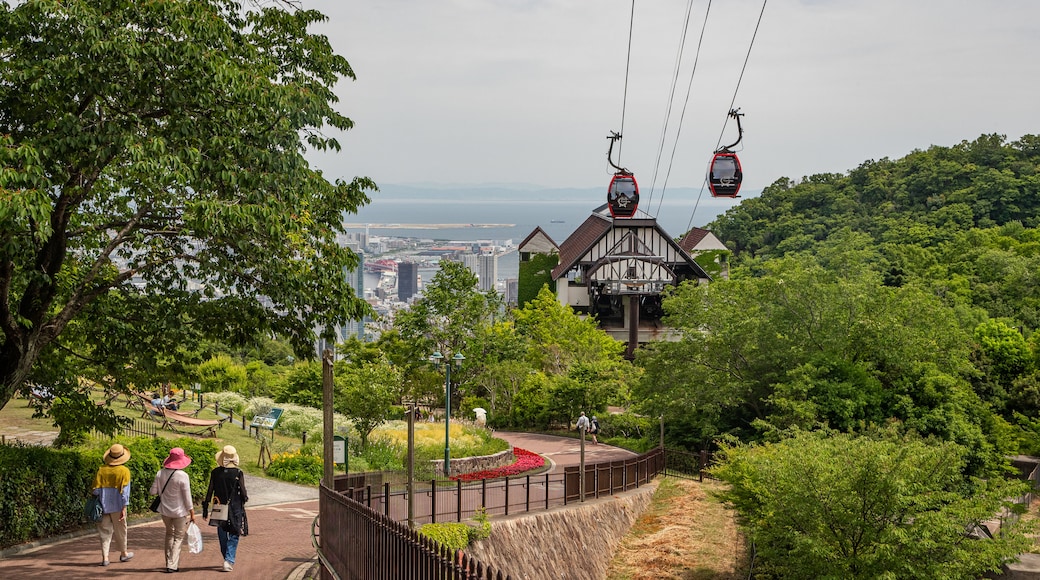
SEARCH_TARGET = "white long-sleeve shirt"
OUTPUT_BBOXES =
[150,468,193,518]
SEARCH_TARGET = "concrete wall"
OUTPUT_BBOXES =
[465,482,658,580]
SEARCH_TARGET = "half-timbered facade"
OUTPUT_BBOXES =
[521,205,712,357]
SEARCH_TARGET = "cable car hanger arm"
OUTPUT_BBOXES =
[607,131,632,175]
[715,108,744,153]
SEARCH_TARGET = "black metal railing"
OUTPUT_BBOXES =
[315,448,673,579]
[90,418,159,440]
[333,448,666,525]
[664,448,715,481]
[319,481,513,580]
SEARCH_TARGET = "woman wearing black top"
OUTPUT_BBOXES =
[203,445,249,572]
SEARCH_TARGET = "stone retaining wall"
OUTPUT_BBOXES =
[431,448,515,478]
[465,482,658,580]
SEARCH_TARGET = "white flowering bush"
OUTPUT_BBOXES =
[204,391,248,415]
[274,404,351,442]
[244,396,277,420]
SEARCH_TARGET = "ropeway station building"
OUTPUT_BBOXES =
[518,204,728,358]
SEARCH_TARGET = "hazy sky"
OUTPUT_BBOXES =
[304,0,1040,197]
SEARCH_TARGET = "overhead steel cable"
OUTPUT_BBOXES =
[652,0,713,218]
[643,0,699,214]
[616,0,636,167]
[685,0,769,235]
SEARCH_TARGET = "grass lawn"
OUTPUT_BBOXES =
[0,388,303,479]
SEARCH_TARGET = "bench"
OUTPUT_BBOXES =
[250,408,283,439]
[160,407,225,438]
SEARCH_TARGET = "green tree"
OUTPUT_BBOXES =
[336,359,401,448]
[395,261,499,359]
[196,355,248,394]
[713,431,1031,580]
[276,362,323,409]
[636,255,1009,466]
[0,1,373,422]
[394,260,500,409]
[513,286,625,375]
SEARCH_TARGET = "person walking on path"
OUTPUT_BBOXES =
[204,445,250,572]
[91,443,134,567]
[150,447,196,573]
[588,416,600,445]
[576,411,590,441]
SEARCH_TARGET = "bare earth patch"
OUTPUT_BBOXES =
[607,477,747,580]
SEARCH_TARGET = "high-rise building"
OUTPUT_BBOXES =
[505,278,519,305]
[399,261,420,301]
[340,251,366,341]
[479,253,498,292]
[462,253,480,279]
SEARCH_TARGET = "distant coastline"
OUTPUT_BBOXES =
[344,223,515,229]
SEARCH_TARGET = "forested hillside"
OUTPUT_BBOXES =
[712,133,1040,328]
[637,134,1040,470]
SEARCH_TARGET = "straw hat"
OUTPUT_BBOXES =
[215,445,240,468]
[162,447,192,470]
[103,444,131,466]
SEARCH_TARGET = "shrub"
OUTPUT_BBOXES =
[357,436,405,472]
[0,436,217,549]
[469,507,491,541]
[418,508,492,551]
[418,522,471,551]
[266,449,323,485]
[244,396,277,419]
[205,391,248,415]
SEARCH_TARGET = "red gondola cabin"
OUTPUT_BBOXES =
[708,152,742,198]
[607,174,640,218]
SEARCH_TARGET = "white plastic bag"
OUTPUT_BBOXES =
[186,521,203,554]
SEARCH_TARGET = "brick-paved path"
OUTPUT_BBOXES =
[0,431,632,579]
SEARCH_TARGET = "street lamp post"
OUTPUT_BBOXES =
[430,351,465,477]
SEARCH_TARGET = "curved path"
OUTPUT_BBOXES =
[0,432,633,579]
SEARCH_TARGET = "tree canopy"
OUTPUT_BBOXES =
[0,1,374,425]
[713,431,1031,580]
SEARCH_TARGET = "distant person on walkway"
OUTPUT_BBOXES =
[92,443,134,567]
[204,445,250,572]
[589,416,600,445]
[151,447,196,573]
[576,411,590,439]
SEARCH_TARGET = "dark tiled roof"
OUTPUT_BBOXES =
[678,228,709,252]
[551,213,613,280]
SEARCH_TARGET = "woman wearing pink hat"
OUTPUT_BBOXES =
[150,447,196,573]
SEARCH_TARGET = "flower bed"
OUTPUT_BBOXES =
[450,447,546,482]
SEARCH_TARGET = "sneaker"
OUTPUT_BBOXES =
[100,560,110,567]
[223,560,234,572]
[119,552,135,562]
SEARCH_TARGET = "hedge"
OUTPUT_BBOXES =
[0,437,217,549]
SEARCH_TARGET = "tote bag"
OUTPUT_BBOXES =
[209,497,229,522]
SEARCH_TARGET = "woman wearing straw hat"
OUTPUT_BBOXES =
[91,443,135,566]
[204,445,249,572]
[150,447,196,573]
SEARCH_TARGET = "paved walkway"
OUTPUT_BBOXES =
[0,432,633,579]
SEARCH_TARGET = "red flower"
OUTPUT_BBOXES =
[450,448,546,481]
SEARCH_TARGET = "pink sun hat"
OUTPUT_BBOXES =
[162,447,192,470]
